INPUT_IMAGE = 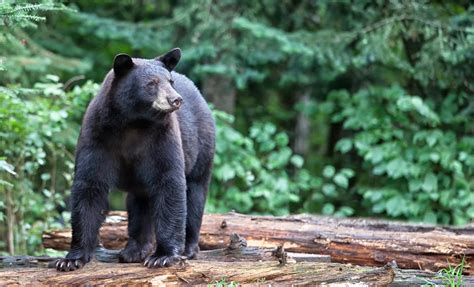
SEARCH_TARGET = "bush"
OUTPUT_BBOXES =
[327,86,474,224]
[207,109,317,215]
[0,77,98,254]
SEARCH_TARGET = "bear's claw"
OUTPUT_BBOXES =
[143,254,185,268]
[55,258,85,272]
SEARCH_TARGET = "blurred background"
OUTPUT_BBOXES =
[0,1,473,255]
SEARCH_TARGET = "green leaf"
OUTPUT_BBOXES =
[408,179,423,192]
[335,138,352,153]
[322,203,335,215]
[385,196,406,217]
[0,160,16,175]
[46,74,60,82]
[290,155,304,168]
[386,158,407,179]
[215,164,235,181]
[0,179,13,187]
[322,183,337,196]
[333,173,349,189]
[340,168,355,178]
[323,165,335,178]
[422,173,438,193]
[40,173,51,181]
[423,210,437,224]
[275,132,289,147]
[335,206,354,217]
[466,206,474,219]
[429,153,440,163]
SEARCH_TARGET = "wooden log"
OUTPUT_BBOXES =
[4,255,474,285]
[0,255,59,268]
[42,212,128,251]
[42,211,474,274]
[0,260,395,286]
[39,233,331,265]
[390,269,474,286]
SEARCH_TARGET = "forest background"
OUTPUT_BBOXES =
[0,0,473,255]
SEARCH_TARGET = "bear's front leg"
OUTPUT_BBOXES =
[56,148,112,272]
[56,179,109,271]
[143,170,187,268]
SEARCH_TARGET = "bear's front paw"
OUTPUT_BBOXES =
[143,254,186,268]
[55,258,87,272]
[56,249,91,272]
[119,242,153,263]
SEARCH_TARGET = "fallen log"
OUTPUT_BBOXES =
[0,255,59,268]
[0,260,395,286]
[2,234,329,269]
[2,233,391,285]
[43,211,474,274]
[391,268,474,286]
[3,249,474,285]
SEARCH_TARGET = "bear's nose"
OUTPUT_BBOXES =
[167,96,183,108]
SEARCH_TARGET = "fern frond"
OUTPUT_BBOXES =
[0,2,69,27]
[10,15,46,22]
[11,4,45,14]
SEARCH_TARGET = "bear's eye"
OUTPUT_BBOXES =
[169,78,174,85]
[146,79,160,87]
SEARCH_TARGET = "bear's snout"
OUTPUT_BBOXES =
[167,96,183,109]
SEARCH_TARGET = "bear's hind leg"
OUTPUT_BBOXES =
[183,161,212,259]
[119,193,154,263]
[183,181,207,259]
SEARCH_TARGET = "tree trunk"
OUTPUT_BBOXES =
[202,75,236,114]
[293,91,311,156]
[42,212,474,274]
[5,188,15,255]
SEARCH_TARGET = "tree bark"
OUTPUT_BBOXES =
[293,91,311,156]
[202,75,236,114]
[43,212,474,274]
[5,188,15,255]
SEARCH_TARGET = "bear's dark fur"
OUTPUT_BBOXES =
[55,48,215,271]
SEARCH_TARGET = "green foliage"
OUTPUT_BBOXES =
[0,1,86,86]
[1,0,474,256]
[0,77,98,255]
[207,109,315,215]
[328,86,474,224]
[0,2,59,27]
[422,256,466,287]
[307,2,474,224]
[207,279,237,287]
[302,165,355,217]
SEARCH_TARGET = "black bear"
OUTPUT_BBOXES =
[55,48,215,271]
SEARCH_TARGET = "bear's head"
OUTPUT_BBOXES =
[111,48,183,115]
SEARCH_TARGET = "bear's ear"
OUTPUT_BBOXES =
[113,54,134,76]
[157,48,181,71]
